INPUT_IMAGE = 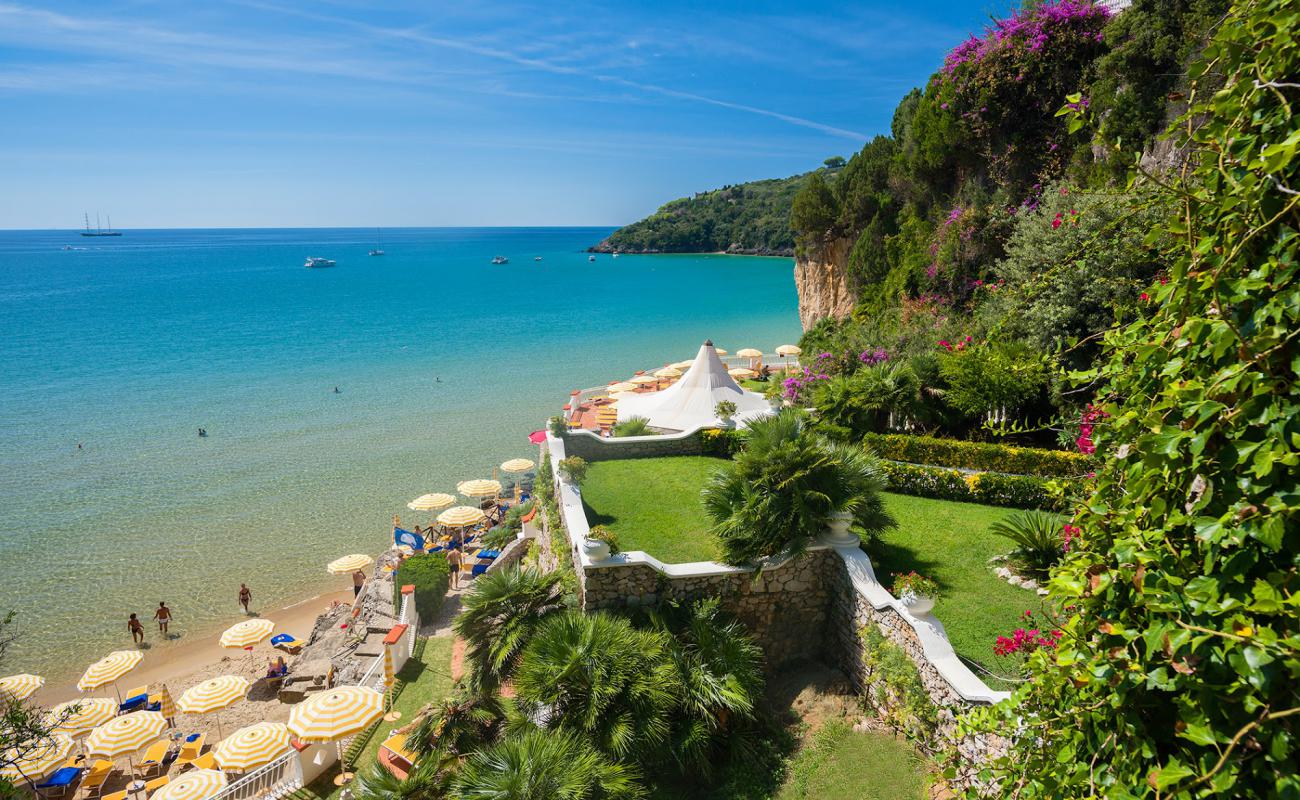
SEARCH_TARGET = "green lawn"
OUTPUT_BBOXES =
[870,493,1038,685]
[580,456,728,563]
[776,721,929,800]
[305,635,456,800]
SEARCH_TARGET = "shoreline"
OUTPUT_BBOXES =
[34,587,354,707]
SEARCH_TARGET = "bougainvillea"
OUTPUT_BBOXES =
[992,611,1063,657]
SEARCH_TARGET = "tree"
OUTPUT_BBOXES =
[823,156,847,169]
[452,567,566,693]
[512,612,679,761]
[451,728,643,800]
[702,411,895,565]
[0,612,61,798]
[960,2,1300,793]
[406,688,503,769]
[355,757,449,800]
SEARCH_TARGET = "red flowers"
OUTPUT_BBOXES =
[1051,212,1063,229]
[1062,523,1081,552]
[993,611,1063,656]
[1075,403,1107,454]
[1140,292,1150,302]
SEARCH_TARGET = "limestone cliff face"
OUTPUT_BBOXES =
[794,236,856,330]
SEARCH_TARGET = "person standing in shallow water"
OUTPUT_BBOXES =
[154,601,172,637]
[238,584,252,614]
[127,613,144,644]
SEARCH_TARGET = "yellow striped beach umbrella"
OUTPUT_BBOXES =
[670,360,694,369]
[178,676,249,715]
[382,645,396,714]
[327,554,374,575]
[151,769,227,800]
[214,722,292,772]
[500,458,534,473]
[653,367,682,379]
[607,381,638,392]
[0,674,44,702]
[436,506,486,528]
[289,685,383,774]
[85,711,166,760]
[0,734,74,782]
[157,685,177,724]
[407,493,455,512]
[457,479,501,498]
[219,619,274,650]
[78,651,143,696]
[48,698,118,736]
[629,375,659,385]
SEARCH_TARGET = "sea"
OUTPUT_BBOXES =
[0,227,801,681]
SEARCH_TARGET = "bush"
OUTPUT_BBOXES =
[698,427,743,456]
[862,432,1092,477]
[586,525,620,555]
[558,456,588,485]
[989,510,1066,579]
[393,553,451,620]
[879,461,1071,510]
[612,416,653,437]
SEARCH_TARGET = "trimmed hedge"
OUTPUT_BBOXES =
[879,461,1073,511]
[393,552,451,620]
[862,433,1092,478]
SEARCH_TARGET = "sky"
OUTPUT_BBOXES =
[0,0,1007,228]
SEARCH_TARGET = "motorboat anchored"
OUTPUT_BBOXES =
[491,256,509,264]
[304,257,337,268]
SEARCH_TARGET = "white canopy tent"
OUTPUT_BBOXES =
[615,340,771,432]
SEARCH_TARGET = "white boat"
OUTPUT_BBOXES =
[491,256,509,264]
[533,256,542,261]
[612,252,620,258]
[588,254,596,262]
[369,228,384,256]
[305,257,336,268]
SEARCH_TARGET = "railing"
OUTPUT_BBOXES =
[206,750,302,800]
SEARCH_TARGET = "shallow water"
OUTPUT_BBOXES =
[0,227,800,680]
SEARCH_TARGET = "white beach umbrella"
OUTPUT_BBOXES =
[151,769,227,800]
[457,479,501,498]
[437,506,487,527]
[500,458,534,473]
[775,344,802,356]
[0,734,74,782]
[77,651,143,698]
[48,698,118,737]
[327,554,374,575]
[214,722,292,772]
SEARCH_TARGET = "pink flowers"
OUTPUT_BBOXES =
[940,0,1111,76]
[1140,292,1150,302]
[1062,523,1081,552]
[1052,213,1063,229]
[782,366,830,402]
[939,335,973,352]
[1075,403,1107,454]
[993,611,1062,656]
[859,347,890,366]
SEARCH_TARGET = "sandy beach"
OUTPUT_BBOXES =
[34,588,354,739]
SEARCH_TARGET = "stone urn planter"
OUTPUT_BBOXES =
[824,510,859,546]
[581,537,611,562]
[899,593,935,616]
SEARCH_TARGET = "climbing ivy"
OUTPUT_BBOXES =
[860,625,938,742]
[959,0,1300,795]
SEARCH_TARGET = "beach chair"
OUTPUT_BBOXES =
[143,776,170,797]
[270,633,302,654]
[172,734,206,770]
[35,766,81,797]
[188,752,217,772]
[102,790,128,800]
[80,761,114,797]
[138,740,170,776]
[471,563,489,577]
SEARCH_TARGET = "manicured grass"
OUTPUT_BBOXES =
[776,721,929,800]
[305,635,456,800]
[870,493,1037,684]
[580,456,728,563]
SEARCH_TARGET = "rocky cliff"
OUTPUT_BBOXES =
[794,236,856,330]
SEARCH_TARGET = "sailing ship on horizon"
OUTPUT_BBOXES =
[81,212,122,237]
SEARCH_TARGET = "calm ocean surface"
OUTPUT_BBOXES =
[0,227,800,680]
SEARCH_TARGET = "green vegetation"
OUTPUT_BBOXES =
[612,416,653,437]
[394,553,451,620]
[879,460,1074,511]
[989,510,1067,580]
[868,493,1031,684]
[862,432,1092,477]
[591,169,834,256]
[703,411,894,565]
[452,567,566,693]
[776,721,928,800]
[962,1,1300,793]
[581,456,727,563]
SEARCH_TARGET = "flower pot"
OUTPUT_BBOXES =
[716,415,737,429]
[823,511,859,546]
[582,537,611,562]
[768,397,784,412]
[900,593,934,616]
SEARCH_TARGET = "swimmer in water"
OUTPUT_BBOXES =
[333,386,340,393]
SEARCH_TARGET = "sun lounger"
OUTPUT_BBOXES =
[138,740,170,776]
[270,633,302,653]
[35,766,81,797]
[188,752,217,772]
[471,563,488,577]
[102,790,128,800]
[144,776,170,797]
[80,761,114,797]
[172,734,206,770]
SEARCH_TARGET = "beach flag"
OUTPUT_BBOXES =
[394,526,425,552]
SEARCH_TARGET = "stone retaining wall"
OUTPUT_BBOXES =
[582,548,840,668]
[559,428,705,461]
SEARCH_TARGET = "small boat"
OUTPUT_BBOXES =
[368,228,384,256]
[612,252,620,259]
[588,254,596,262]
[533,256,542,261]
[80,212,122,237]
[491,256,509,264]
[305,257,337,268]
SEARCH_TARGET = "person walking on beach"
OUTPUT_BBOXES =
[154,601,172,637]
[445,546,464,590]
[238,584,252,614]
[127,613,145,644]
[351,570,366,598]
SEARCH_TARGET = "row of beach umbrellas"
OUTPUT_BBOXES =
[404,457,537,530]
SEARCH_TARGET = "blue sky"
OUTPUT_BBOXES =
[0,1,1004,228]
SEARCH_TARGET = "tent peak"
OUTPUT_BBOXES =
[703,339,713,346]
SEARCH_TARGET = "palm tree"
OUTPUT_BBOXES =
[645,599,765,776]
[702,410,894,565]
[512,612,678,761]
[407,688,503,769]
[453,567,566,692]
[612,416,653,437]
[354,756,448,800]
[450,728,643,800]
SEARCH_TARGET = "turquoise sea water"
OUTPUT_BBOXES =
[0,227,801,680]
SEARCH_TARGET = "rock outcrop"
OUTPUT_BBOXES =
[794,237,856,330]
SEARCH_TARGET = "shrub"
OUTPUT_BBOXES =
[937,341,1049,418]
[393,553,451,620]
[548,415,566,437]
[879,461,1071,510]
[698,427,743,457]
[862,432,1092,477]
[989,510,1066,579]
[557,456,588,485]
[714,400,737,418]
[586,525,620,555]
[613,416,653,437]
[891,571,939,598]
